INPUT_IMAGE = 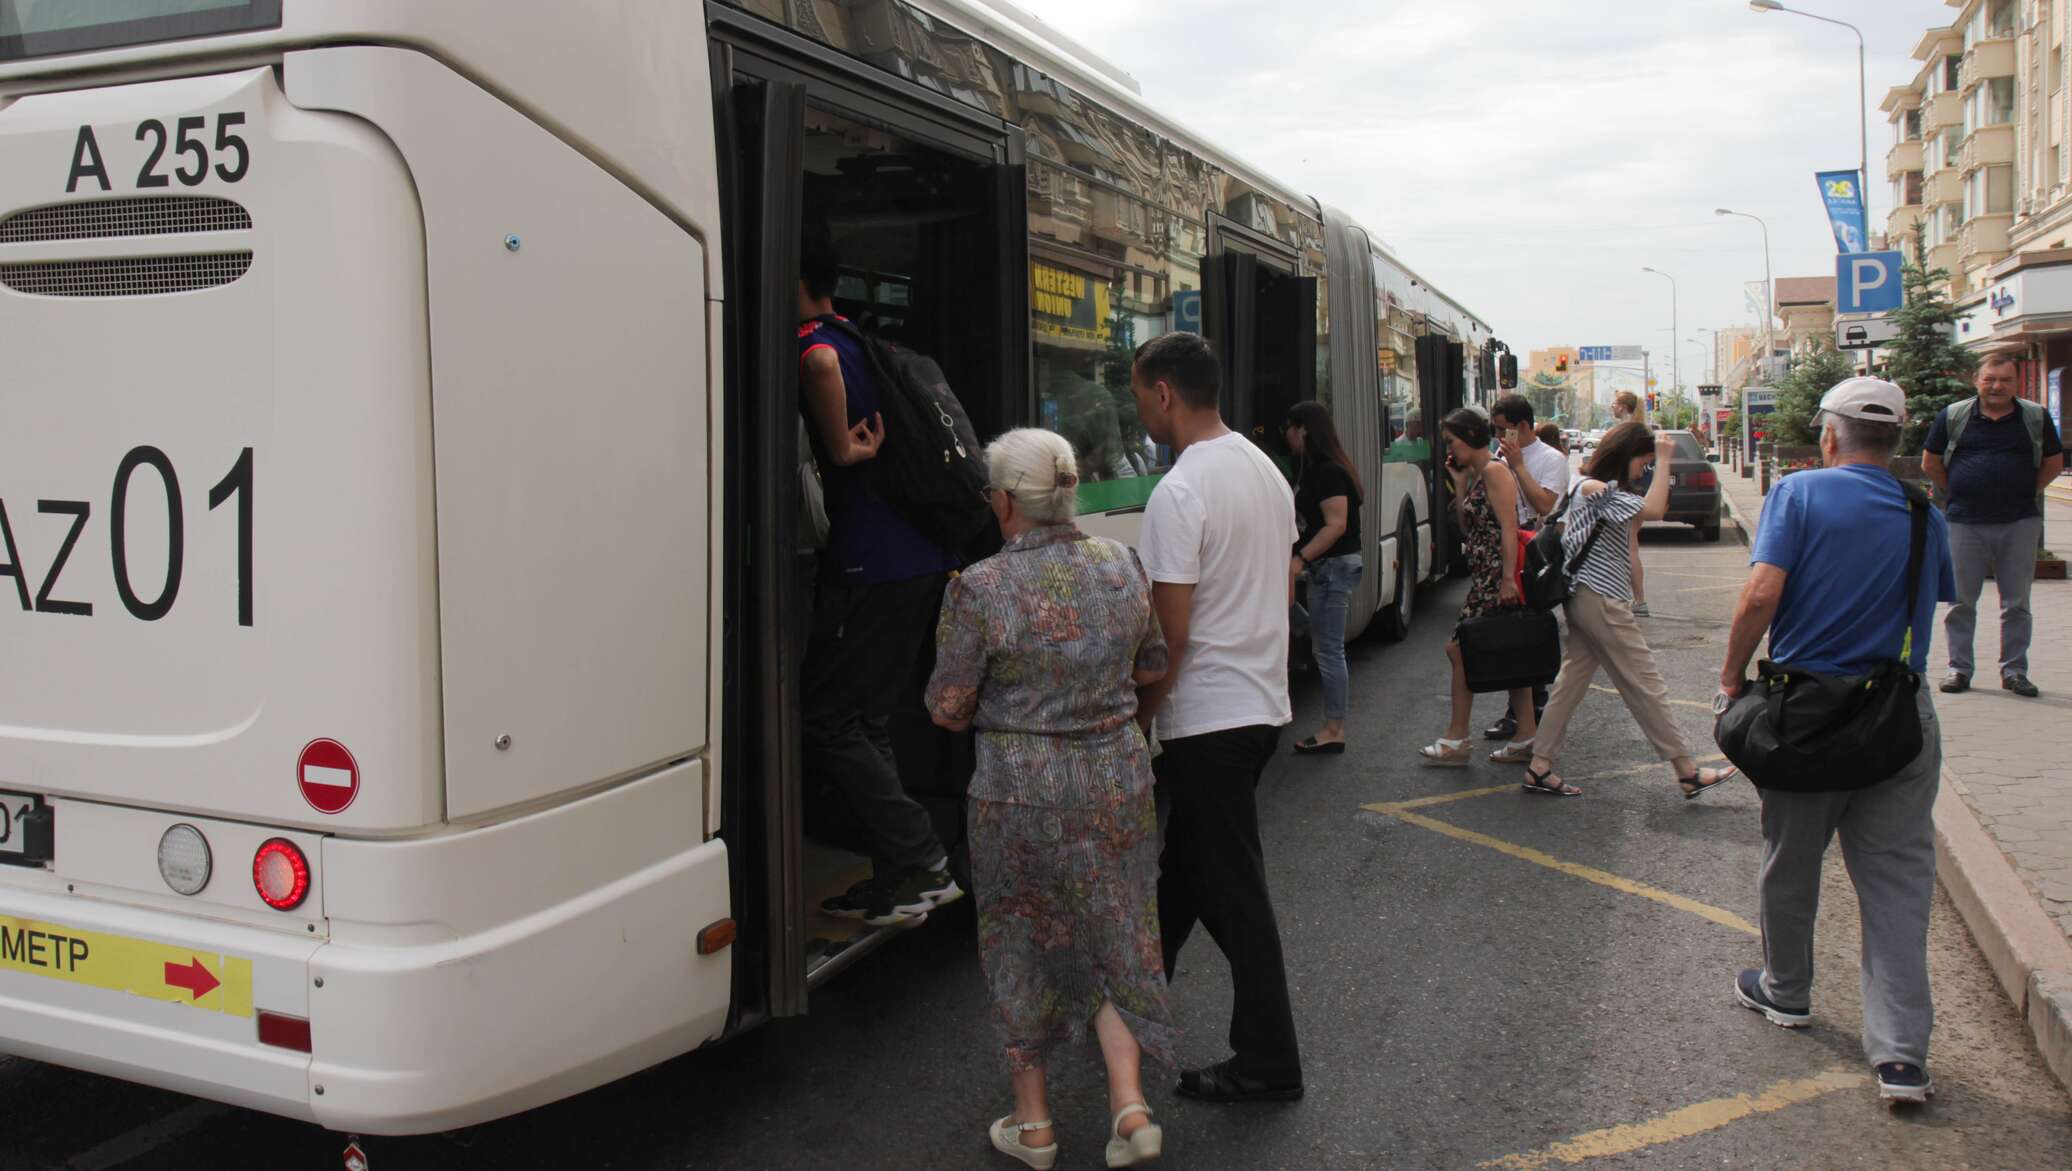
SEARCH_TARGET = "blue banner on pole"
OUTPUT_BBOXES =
[1816,170,1868,253]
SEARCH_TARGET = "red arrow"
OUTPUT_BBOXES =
[163,957,220,1000]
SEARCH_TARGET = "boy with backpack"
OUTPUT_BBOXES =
[795,236,965,925]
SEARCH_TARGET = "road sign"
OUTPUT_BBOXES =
[298,738,360,814]
[1836,315,1900,349]
[1745,388,1779,415]
[1172,289,1201,334]
[1578,345,1644,363]
[1837,251,1904,315]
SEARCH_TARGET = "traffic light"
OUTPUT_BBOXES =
[1555,355,1569,372]
[1647,392,1659,412]
[1499,353,1519,389]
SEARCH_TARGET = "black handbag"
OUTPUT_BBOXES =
[1713,482,1929,793]
[1457,606,1562,693]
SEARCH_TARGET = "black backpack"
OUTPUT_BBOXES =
[814,317,997,559]
[1520,487,1610,612]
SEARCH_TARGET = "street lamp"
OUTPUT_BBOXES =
[1693,328,1722,384]
[1716,208,1774,471]
[1749,0,1868,222]
[1641,266,1678,400]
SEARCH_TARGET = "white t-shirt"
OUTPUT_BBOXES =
[1139,430,1298,740]
[1513,438,1572,525]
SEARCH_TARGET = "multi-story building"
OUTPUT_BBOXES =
[1885,3,2018,300]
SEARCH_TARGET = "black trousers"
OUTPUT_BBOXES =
[1155,723,1302,1083]
[800,572,948,881]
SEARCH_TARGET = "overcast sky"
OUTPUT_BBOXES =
[1030,0,1958,388]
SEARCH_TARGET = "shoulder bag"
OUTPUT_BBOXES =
[1713,482,1930,792]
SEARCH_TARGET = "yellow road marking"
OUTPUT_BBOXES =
[0,915,252,1017]
[1590,684,1712,710]
[1478,1069,1867,1168]
[1357,805,1758,937]
[1375,785,1515,811]
[1587,753,1727,783]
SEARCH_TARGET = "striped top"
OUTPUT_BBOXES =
[925,525,1167,808]
[1559,483,1644,601]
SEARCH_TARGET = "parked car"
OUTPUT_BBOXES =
[1659,430,1722,541]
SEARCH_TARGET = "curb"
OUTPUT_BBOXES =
[1720,485,1756,547]
[1932,784,2072,1094]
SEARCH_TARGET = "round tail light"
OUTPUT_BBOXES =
[156,824,213,896]
[252,838,310,911]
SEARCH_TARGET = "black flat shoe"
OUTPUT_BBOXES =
[1939,672,1970,694]
[2003,674,2040,698]
[1292,738,1346,756]
[1176,1058,1304,1103]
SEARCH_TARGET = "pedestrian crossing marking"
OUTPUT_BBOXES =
[1358,804,1758,937]
[1477,1068,1866,1168]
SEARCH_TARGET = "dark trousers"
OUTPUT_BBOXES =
[800,572,948,881]
[1155,723,1302,1083]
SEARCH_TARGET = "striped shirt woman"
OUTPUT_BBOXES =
[1523,423,1739,800]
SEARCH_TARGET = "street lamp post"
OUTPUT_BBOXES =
[1692,329,1722,383]
[1749,0,1868,224]
[1641,266,1678,402]
[1716,208,1775,474]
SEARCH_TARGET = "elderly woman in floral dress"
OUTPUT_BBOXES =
[927,428,1173,1171]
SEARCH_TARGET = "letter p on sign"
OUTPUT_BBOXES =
[1838,251,1905,315]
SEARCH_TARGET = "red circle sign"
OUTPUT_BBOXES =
[297,738,360,815]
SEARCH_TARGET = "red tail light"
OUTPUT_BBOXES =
[257,1010,312,1052]
[252,838,310,910]
[1687,470,1718,489]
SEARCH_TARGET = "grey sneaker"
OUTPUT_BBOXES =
[1875,1062,1933,1104]
[1631,602,1651,617]
[1734,968,1810,1028]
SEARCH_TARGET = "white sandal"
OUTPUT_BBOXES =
[990,1114,1058,1170]
[1419,737,1472,766]
[1105,1102,1163,1167]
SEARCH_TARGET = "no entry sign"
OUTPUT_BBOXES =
[298,739,360,814]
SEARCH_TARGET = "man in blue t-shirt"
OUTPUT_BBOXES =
[795,236,962,926]
[1922,353,2065,697]
[1718,377,1956,1105]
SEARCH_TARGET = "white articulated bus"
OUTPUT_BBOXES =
[0,0,1499,1134]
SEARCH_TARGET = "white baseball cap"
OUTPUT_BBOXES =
[1818,377,1908,424]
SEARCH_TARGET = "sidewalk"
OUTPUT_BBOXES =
[1720,463,2072,1093]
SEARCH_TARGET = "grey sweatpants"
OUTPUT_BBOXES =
[1756,689,1940,1068]
[1945,516,2043,677]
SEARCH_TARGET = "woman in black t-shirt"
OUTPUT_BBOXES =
[1283,401,1365,755]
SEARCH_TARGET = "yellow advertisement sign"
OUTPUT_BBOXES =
[1031,261,1111,344]
[0,915,253,1017]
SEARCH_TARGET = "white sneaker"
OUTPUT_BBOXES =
[990,1115,1058,1170]
[1105,1103,1163,1168]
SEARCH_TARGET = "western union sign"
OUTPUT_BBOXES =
[1032,261,1111,344]
[0,915,254,1017]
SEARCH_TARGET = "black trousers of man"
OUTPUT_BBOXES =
[800,572,949,883]
[1155,723,1302,1084]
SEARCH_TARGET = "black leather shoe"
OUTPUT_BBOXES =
[1176,1058,1303,1103]
[1939,672,1970,694]
[1483,712,1518,741]
[2003,674,2040,697]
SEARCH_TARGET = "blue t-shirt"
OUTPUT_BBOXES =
[1923,399,2062,525]
[798,318,959,584]
[1751,465,1956,676]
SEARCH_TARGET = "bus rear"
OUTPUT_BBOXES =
[0,2,731,1133]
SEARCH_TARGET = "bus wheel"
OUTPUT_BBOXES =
[1377,512,1417,642]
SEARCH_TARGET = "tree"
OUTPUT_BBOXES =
[1883,235,1978,454]
[1769,341,1858,445]
[1522,370,1574,423]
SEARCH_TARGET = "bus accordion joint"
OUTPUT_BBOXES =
[695,919,736,956]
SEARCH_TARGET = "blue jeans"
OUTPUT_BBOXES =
[1292,553,1364,721]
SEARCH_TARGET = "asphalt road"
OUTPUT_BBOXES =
[6,524,2072,1170]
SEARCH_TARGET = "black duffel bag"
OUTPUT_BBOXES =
[1714,482,1929,792]
[1457,606,1561,693]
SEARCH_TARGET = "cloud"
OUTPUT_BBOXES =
[1022,0,1957,376]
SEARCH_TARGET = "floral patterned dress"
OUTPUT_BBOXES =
[1457,470,1506,624]
[925,524,1178,1073]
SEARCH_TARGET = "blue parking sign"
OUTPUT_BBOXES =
[1836,251,1904,315]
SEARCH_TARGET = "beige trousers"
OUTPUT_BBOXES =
[1533,588,1690,763]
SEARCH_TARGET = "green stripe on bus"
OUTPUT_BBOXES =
[1075,475,1164,514]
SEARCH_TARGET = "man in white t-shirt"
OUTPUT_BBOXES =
[1130,331,1304,1103]
[1485,394,1570,742]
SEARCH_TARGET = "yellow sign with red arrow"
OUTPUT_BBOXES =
[0,915,252,1017]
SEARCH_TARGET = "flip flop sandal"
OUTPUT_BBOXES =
[1679,765,1740,801]
[1523,765,1581,797]
[1293,738,1347,756]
